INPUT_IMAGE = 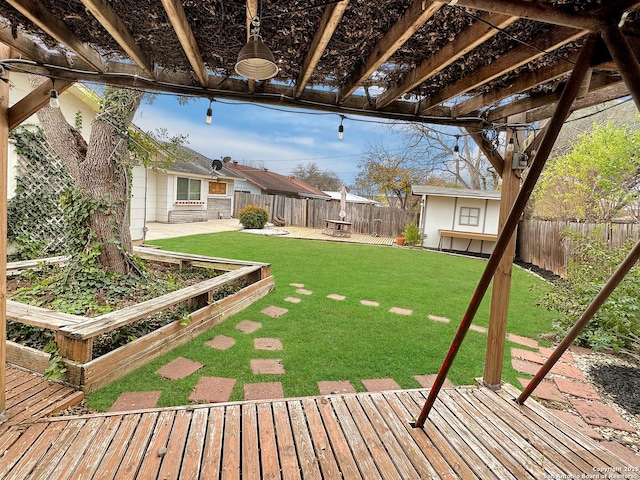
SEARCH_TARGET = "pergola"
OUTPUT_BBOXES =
[1,0,640,422]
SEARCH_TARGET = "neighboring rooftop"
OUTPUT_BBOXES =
[228,162,330,199]
[412,185,502,200]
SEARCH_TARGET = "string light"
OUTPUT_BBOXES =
[338,115,345,140]
[506,137,515,153]
[453,135,460,157]
[49,89,60,108]
[205,98,213,125]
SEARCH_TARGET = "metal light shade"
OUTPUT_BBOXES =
[235,35,278,80]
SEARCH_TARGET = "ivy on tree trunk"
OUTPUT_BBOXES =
[29,76,143,275]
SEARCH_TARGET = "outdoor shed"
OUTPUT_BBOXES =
[412,185,502,254]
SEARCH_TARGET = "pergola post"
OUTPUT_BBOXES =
[483,118,521,387]
[0,42,9,420]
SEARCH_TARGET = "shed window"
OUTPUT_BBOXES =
[459,207,480,226]
[177,177,201,200]
[209,181,227,195]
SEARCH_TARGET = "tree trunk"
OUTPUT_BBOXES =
[29,76,142,274]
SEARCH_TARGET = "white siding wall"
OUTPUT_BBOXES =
[233,179,262,194]
[130,166,147,241]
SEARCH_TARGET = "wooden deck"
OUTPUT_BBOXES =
[1,383,633,479]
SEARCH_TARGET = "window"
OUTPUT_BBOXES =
[208,181,227,195]
[459,207,480,226]
[177,177,201,200]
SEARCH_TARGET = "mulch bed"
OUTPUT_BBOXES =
[589,364,640,414]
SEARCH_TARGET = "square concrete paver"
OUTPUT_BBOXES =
[236,319,262,333]
[327,294,346,301]
[109,391,161,412]
[251,359,285,375]
[188,377,236,403]
[206,335,236,350]
[571,399,636,432]
[290,283,305,288]
[414,374,454,389]
[554,377,600,400]
[156,357,204,380]
[511,348,545,365]
[507,334,539,349]
[361,378,401,392]
[296,288,313,296]
[518,378,565,403]
[284,297,302,304]
[469,324,487,333]
[318,381,357,395]
[390,307,412,315]
[428,315,450,323]
[360,300,379,307]
[254,338,283,351]
[511,358,542,376]
[244,382,284,400]
[548,408,603,440]
[261,306,289,318]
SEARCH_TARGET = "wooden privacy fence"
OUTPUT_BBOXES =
[234,192,418,237]
[517,219,640,277]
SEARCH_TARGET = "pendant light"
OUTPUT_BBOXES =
[235,16,278,80]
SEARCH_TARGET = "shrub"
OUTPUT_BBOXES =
[238,205,269,229]
[402,221,422,246]
[538,228,640,353]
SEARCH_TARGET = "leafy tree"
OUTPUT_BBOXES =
[290,162,342,190]
[532,121,640,221]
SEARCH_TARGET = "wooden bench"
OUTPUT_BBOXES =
[438,229,498,251]
[322,219,352,238]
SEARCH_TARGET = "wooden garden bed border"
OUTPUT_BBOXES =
[5,247,274,391]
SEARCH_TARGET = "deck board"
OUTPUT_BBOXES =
[1,385,636,479]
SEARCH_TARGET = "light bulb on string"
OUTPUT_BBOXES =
[49,89,60,108]
[506,137,515,153]
[453,135,460,158]
[338,115,345,141]
[205,98,213,125]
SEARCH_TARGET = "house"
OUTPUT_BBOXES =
[412,185,503,254]
[130,148,245,241]
[227,161,330,199]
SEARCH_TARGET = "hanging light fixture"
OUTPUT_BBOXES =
[205,98,214,125]
[506,137,515,153]
[235,16,278,80]
[338,115,345,141]
[453,135,460,157]
[49,88,60,109]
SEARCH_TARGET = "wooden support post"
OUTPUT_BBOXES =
[55,333,93,363]
[601,22,640,111]
[483,118,522,387]
[413,33,598,428]
[0,42,9,419]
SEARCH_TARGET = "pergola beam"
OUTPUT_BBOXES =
[337,0,441,102]
[295,1,349,99]
[376,12,517,109]
[420,25,585,114]
[5,0,105,72]
[80,0,155,78]
[160,0,209,87]
[466,129,503,173]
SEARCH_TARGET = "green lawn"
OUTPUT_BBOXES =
[86,232,557,410]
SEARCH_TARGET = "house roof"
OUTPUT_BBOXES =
[228,163,329,199]
[412,185,502,200]
[165,146,244,181]
[324,191,381,205]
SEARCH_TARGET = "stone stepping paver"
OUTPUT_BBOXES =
[518,378,566,403]
[156,357,204,381]
[206,335,236,351]
[414,374,454,389]
[469,324,487,333]
[511,358,541,376]
[511,348,545,365]
[296,288,313,295]
[554,377,600,400]
[361,378,401,392]
[571,399,636,433]
[327,294,346,301]
[550,362,585,381]
[507,334,539,349]
[244,382,284,400]
[290,283,305,288]
[389,307,412,315]
[261,306,289,318]
[236,319,263,333]
[284,297,301,304]
[548,408,603,440]
[539,346,574,364]
[318,381,357,395]
[428,315,450,323]
[254,338,283,351]
[360,300,379,307]
[109,391,161,412]
[251,359,285,375]
[188,377,236,403]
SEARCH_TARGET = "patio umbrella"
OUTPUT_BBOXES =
[339,185,347,220]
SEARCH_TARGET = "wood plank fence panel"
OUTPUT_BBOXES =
[517,220,640,277]
[235,192,418,237]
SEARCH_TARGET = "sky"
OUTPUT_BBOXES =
[132,93,407,186]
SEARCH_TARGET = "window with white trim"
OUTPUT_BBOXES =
[459,207,480,226]
[177,177,201,201]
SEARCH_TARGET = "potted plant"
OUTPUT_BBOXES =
[402,221,422,246]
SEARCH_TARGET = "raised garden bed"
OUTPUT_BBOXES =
[6,246,274,392]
